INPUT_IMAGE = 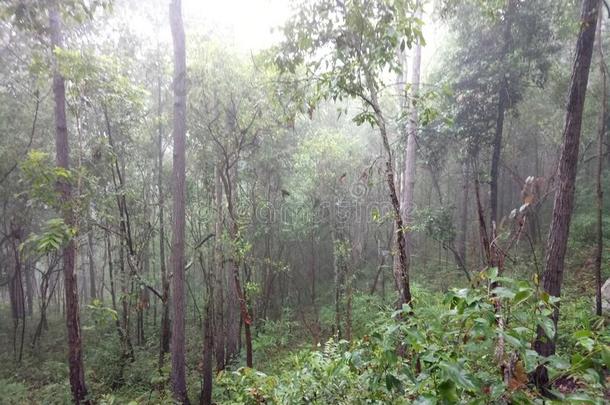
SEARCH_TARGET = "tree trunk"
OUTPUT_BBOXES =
[200,299,213,405]
[364,70,412,307]
[490,0,514,226]
[169,0,189,402]
[49,4,90,403]
[157,68,171,369]
[87,227,96,302]
[458,161,469,266]
[213,166,226,370]
[24,258,34,317]
[533,0,599,388]
[595,9,606,317]
[9,225,26,362]
[401,12,422,279]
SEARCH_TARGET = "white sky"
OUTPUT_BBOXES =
[117,0,444,80]
[183,0,292,52]
[179,0,444,78]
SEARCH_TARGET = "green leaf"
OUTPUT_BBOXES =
[385,373,401,391]
[437,379,458,403]
[439,361,477,391]
[512,289,532,306]
[537,317,555,340]
[564,393,595,403]
[601,345,610,368]
[576,337,595,352]
[491,287,515,300]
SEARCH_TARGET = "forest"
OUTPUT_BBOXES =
[0,0,609,403]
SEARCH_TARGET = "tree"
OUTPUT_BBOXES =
[169,0,189,402]
[400,4,423,281]
[533,0,599,388]
[156,49,171,370]
[49,2,90,403]
[594,4,606,317]
[277,0,423,307]
[441,0,557,226]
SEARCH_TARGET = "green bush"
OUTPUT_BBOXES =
[215,272,609,404]
[0,378,28,404]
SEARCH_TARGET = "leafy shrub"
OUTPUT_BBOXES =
[215,272,609,404]
[0,378,28,404]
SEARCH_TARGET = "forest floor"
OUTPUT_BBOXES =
[0,264,608,404]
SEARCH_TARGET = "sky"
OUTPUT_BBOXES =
[116,0,444,80]
[179,0,444,77]
[183,0,292,52]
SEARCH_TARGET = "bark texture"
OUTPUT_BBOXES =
[50,4,90,403]
[595,7,606,317]
[533,0,599,387]
[402,25,422,276]
[169,0,189,402]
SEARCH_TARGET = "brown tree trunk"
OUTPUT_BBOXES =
[213,166,226,370]
[401,10,422,280]
[200,298,213,405]
[473,161,492,267]
[533,0,599,388]
[199,252,214,405]
[490,0,514,226]
[490,89,506,226]
[221,161,248,364]
[595,9,606,317]
[364,71,412,307]
[169,0,189,402]
[24,258,34,317]
[458,161,469,266]
[87,227,96,302]
[9,225,26,362]
[157,70,171,369]
[49,4,90,403]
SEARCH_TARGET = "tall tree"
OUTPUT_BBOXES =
[533,0,599,388]
[49,3,90,403]
[401,5,422,281]
[169,0,189,402]
[489,0,515,225]
[277,0,423,307]
[157,56,171,370]
[594,4,606,317]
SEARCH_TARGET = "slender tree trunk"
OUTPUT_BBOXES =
[223,164,244,364]
[364,71,412,307]
[9,226,26,362]
[200,299,213,405]
[332,230,342,338]
[345,255,353,341]
[533,0,599,388]
[49,5,90,403]
[595,9,606,316]
[458,161,469,266]
[490,0,514,226]
[402,8,422,280]
[226,220,253,367]
[87,227,96,302]
[157,70,171,369]
[24,257,34,317]
[169,0,189,402]
[213,166,226,369]
[118,225,134,361]
[490,89,507,226]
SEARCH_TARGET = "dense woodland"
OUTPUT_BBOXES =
[0,0,609,403]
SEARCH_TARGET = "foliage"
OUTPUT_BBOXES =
[215,274,609,404]
[19,150,71,207]
[276,0,423,125]
[0,379,28,405]
[23,217,76,253]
